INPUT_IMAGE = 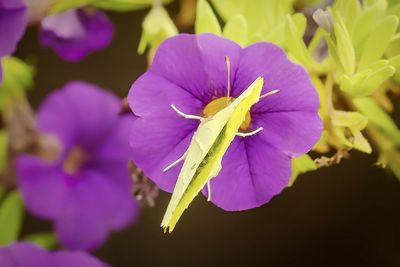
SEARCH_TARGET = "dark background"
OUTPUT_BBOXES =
[15,4,400,267]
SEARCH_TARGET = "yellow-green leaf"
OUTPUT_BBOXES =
[223,15,247,46]
[352,5,384,52]
[0,57,34,111]
[0,131,7,174]
[332,110,368,130]
[350,130,372,153]
[23,232,58,249]
[356,65,396,97]
[50,0,93,14]
[354,97,400,145]
[389,54,400,69]
[0,191,24,246]
[93,0,172,11]
[138,5,177,54]
[334,12,356,75]
[209,0,246,21]
[285,14,318,71]
[195,0,221,35]
[359,15,399,68]
[289,154,316,186]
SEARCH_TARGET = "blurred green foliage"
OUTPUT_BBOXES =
[0,57,34,112]
[23,232,58,249]
[51,0,172,13]
[0,191,24,246]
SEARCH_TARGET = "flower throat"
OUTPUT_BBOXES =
[202,56,278,131]
[202,56,252,131]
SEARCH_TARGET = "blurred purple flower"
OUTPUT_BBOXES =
[16,81,138,250]
[39,9,113,62]
[0,0,27,81]
[128,34,322,211]
[0,242,110,267]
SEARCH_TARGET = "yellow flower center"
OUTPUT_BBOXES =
[63,146,86,175]
[203,96,252,131]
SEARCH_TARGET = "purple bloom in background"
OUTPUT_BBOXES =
[0,242,110,267]
[16,81,138,250]
[40,9,113,62]
[128,34,322,211]
[0,0,27,81]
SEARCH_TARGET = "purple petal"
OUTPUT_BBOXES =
[0,0,26,57]
[37,81,121,151]
[52,250,110,267]
[202,136,291,211]
[55,170,137,250]
[16,156,70,219]
[130,116,197,192]
[0,242,108,267]
[129,72,204,118]
[150,34,241,103]
[40,9,113,62]
[0,242,48,267]
[252,111,322,157]
[234,42,319,113]
[16,81,137,250]
[90,115,135,187]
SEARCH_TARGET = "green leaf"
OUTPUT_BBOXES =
[0,191,24,246]
[332,0,361,33]
[210,0,294,42]
[331,111,371,153]
[138,5,178,54]
[352,3,385,52]
[50,0,93,13]
[354,97,400,145]
[333,12,356,75]
[325,34,343,71]
[364,0,387,10]
[289,154,316,186]
[356,65,396,97]
[341,60,396,97]
[350,130,372,153]
[0,57,34,111]
[292,12,307,38]
[93,0,172,11]
[385,33,400,60]
[23,232,58,249]
[389,54,400,69]
[0,131,8,174]
[195,0,221,35]
[332,110,368,130]
[209,0,246,21]
[359,15,399,68]
[223,15,247,46]
[285,14,318,71]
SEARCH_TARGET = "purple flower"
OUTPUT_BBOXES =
[39,9,113,62]
[0,242,109,267]
[16,81,138,250]
[0,0,27,81]
[128,34,322,211]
